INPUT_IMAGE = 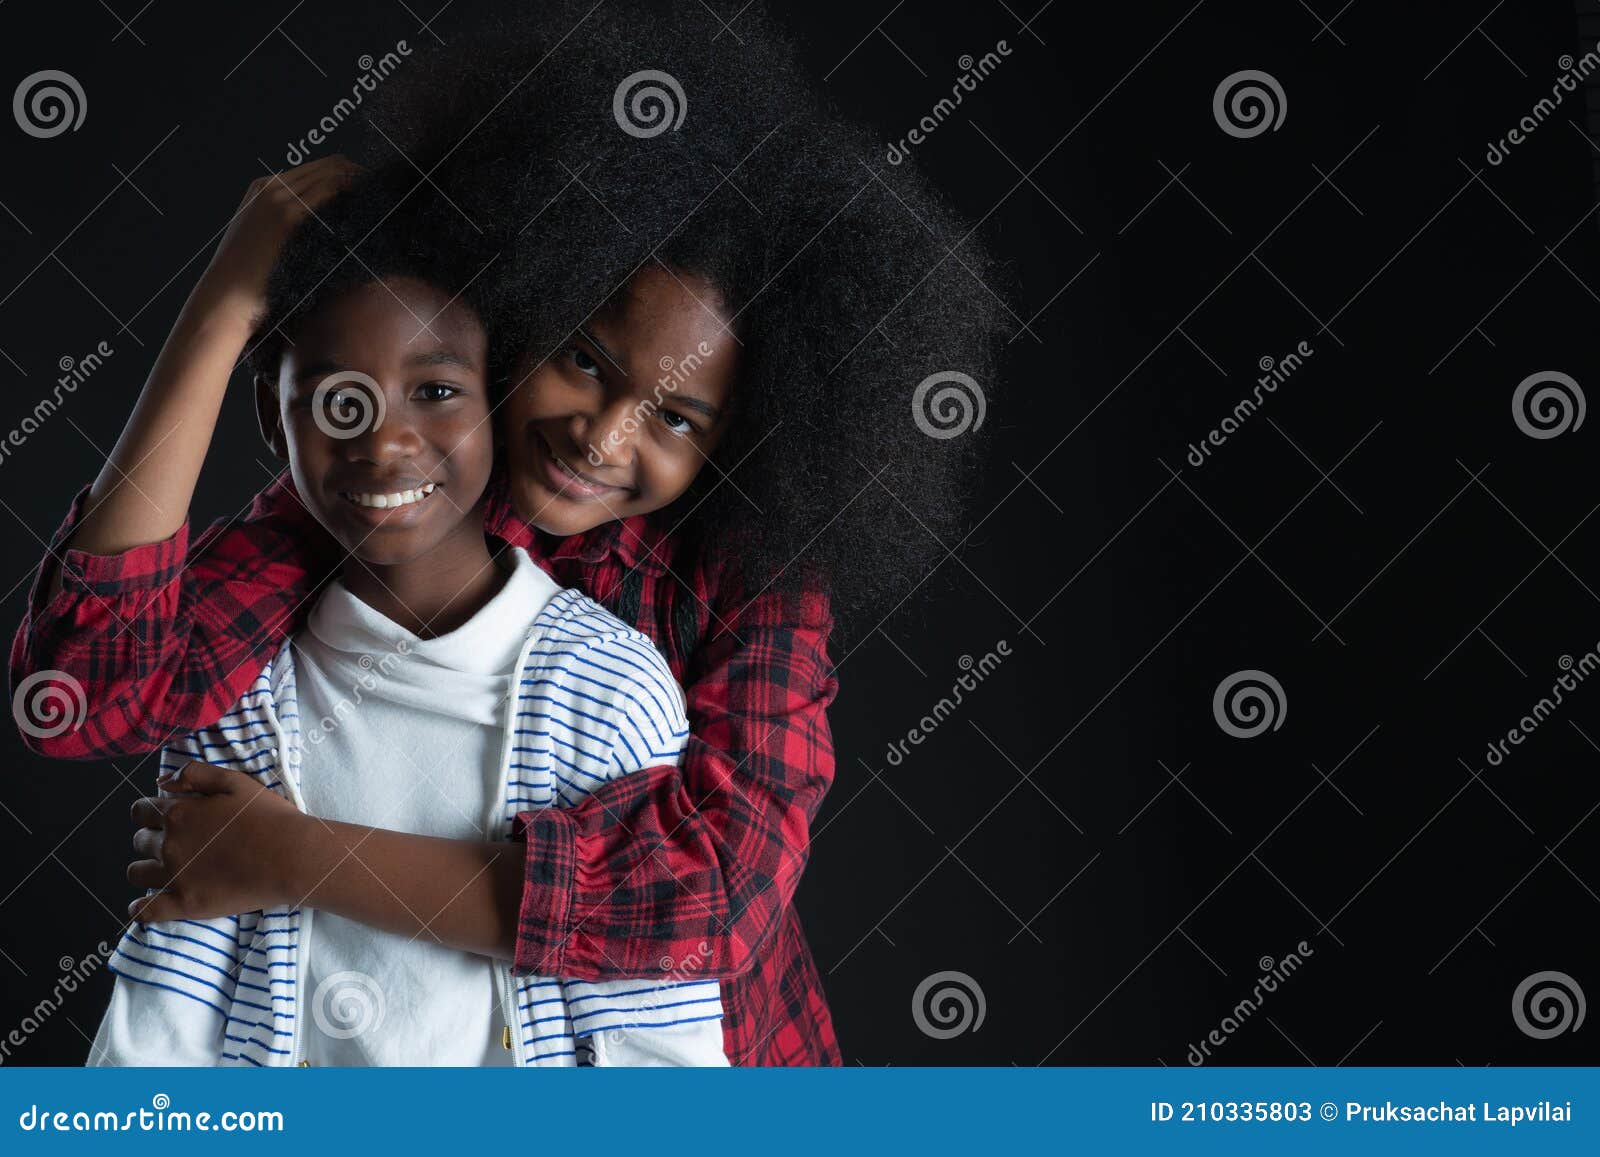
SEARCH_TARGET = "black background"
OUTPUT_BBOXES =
[2,0,1598,1066]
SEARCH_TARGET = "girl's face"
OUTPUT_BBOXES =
[502,264,738,536]
[258,276,495,567]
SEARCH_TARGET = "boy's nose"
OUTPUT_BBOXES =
[346,393,423,463]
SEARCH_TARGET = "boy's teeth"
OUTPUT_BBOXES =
[348,483,435,509]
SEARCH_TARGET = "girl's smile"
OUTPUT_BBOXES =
[531,430,632,503]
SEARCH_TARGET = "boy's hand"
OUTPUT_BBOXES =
[196,155,362,324]
[126,761,309,923]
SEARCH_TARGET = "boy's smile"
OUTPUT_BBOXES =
[341,481,438,509]
[335,475,440,523]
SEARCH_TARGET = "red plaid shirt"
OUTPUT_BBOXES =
[10,473,840,1066]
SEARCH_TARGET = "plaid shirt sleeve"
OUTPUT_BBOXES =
[510,582,838,981]
[9,474,326,758]
[14,474,837,999]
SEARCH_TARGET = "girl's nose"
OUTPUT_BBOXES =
[575,397,642,469]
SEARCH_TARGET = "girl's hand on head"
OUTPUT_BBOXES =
[126,761,310,923]
[197,155,363,324]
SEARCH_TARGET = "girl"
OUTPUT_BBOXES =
[12,1,1004,1065]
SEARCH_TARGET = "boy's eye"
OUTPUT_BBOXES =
[569,347,601,378]
[660,409,692,436]
[415,382,461,402]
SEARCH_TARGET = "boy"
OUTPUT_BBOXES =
[88,165,725,1066]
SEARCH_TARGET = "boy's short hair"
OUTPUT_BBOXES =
[246,164,497,388]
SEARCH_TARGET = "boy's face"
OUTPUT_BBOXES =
[258,276,494,567]
[502,264,738,536]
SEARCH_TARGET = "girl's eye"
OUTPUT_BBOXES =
[415,382,461,402]
[659,409,693,436]
[569,347,601,378]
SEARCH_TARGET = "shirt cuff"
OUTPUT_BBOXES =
[510,807,578,976]
[48,483,191,598]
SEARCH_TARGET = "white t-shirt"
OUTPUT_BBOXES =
[293,547,559,1066]
[89,549,728,1067]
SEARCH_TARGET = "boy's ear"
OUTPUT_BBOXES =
[254,374,290,461]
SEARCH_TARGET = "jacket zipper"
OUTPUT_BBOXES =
[497,963,520,1064]
[291,909,314,1066]
[490,637,538,1068]
[269,643,315,1069]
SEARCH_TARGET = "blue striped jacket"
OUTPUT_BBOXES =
[96,585,723,1067]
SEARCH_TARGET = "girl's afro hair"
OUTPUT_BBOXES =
[293,0,1009,625]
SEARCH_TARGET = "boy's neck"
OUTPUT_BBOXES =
[339,519,506,638]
